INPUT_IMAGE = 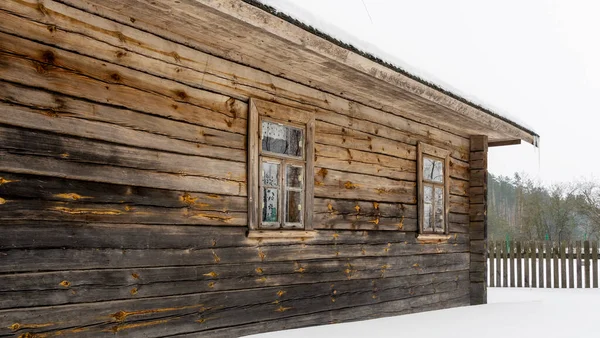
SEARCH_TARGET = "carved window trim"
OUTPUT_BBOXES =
[417,142,450,236]
[247,99,315,238]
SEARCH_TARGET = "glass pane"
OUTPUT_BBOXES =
[434,187,444,232]
[423,185,433,231]
[285,190,303,223]
[262,188,278,222]
[423,157,444,183]
[262,162,279,187]
[286,165,303,188]
[262,121,303,158]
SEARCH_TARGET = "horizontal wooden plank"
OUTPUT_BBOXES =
[0,152,245,196]
[0,271,468,337]
[0,27,247,133]
[0,236,469,273]
[0,79,245,151]
[0,199,247,226]
[0,125,245,182]
[314,168,416,203]
[0,98,246,162]
[0,172,246,210]
[0,0,473,156]
[0,253,469,308]
[178,288,469,337]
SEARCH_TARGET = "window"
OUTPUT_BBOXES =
[248,99,315,237]
[418,142,450,235]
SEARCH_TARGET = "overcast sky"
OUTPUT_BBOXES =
[263,0,600,184]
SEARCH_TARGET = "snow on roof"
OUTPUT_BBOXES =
[245,0,538,140]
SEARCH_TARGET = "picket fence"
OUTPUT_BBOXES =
[486,240,599,288]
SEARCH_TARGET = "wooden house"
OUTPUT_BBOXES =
[0,0,538,337]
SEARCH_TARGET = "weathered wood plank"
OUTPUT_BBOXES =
[489,241,495,287]
[524,241,530,287]
[0,99,245,162]
[314,168,416,203]
[531,241,537,288]
[0,252,469,309]
[0,29,247,133]
[553,242,559,288]
[538,241,544,288]
[569,241,575,288]
[0,200,247,226]
[545,241,552,288]
[496,240,502,287]
[0,152,244,196]
[0,272,469,337]
[502,241,508,287]
[0,0,474,157]
[576,241,582,288]
[560,242,566,288]
[0,238,469,273]
[593,241,598,288]
[509,240,515,287]
[188,289,469,338]
[0,125,245,182]
[584,240,591,288]
[0,172,246,210]
[516,241,522,287]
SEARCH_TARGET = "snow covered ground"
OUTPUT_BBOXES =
[248,288,600,338]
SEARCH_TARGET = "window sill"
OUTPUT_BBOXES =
[416,234,452,244]
[247,230,317,239]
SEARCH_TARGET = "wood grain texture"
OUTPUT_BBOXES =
[0,0,482,336]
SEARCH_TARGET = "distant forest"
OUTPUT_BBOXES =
[488,174,600,242]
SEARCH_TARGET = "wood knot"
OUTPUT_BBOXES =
[110,73,122,82]
[59,280,70,287]
[42,50,55,64]
[174,90,188,100]
[111,311,127,322]
[9,323,20,331]
[47,24,57,33]
[130,288,138,295]
[131,273,139,279]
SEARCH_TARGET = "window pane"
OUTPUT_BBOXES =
[262,121,303,158]
[286,165,303,188]
[262,162,279,187]
[423,157,444,183]
[423,185,433,231]
[434,187,444,232]
[285,190,303,223]
[262,188,278,222]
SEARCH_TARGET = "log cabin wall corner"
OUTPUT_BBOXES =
[0,0,537,337]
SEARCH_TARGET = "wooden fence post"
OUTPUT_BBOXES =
[532,241,536,286]
[569,241,575,289]
[517,241,522,287]
[576,241,582,288]
[489,242,495,287]
[496,240,501,287]
[503,240,508,287]
[584,241,591,288]
[524,241,530,287]
[593,241,598,288]
[560,242,566,288]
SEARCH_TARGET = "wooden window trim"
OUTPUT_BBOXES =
[248,98,315,237]
[417,142,450,235]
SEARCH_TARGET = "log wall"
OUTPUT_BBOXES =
[0,0,473,336]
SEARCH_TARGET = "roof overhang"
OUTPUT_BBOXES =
[82,0,538,145]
